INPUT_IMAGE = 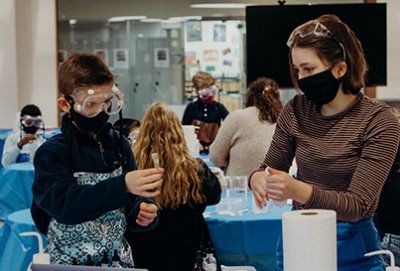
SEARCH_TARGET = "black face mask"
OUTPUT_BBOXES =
[23,126,39,135]
[69,106,110,134]
[298,69,342,107]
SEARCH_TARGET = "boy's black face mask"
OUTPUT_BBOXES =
[68,100,110,133]
[22,126,39,135]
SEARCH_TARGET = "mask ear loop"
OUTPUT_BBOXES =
[117,110,128,173]
[40,119,45,140]
[20,119,24,140]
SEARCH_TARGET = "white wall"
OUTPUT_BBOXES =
[376,0,400,100]
[0,0,57,128]
[0,0,18,128]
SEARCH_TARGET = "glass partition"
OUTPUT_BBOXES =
[57,3,246,120]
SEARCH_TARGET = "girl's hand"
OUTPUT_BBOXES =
[266,167,312,204]
[250,170,269,208]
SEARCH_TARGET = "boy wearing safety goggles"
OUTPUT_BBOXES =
[1,104,45,166]
[31,53,163,267]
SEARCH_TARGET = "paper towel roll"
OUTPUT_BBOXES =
[282,209,337,271]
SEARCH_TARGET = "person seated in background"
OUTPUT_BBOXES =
[113,118,141,146]
[127,102,221,271]
[182,71,229,154]
[2,104,45,166]
[377,110,400,266]
[209,77,282,177]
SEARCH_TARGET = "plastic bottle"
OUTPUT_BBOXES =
[194,256,206,271]
[204,246,217,271]
[111,250,122,268]
[206,241,222,271]
[19,232,50,264]
[365,250,399,271]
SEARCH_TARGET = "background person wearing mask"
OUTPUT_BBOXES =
[113,118,141,146]
[2,104,45,166]
[209,77,282,176]
[182,71,229,154]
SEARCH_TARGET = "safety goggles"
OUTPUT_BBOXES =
[69,85,124,118]
[127,131,139,145]
[287,20,346,61]
[21,115,43,127]
[198,85,218,99]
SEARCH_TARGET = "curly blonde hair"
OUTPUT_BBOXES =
[133,102,205,209]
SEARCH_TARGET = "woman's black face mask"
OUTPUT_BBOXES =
[298,68,342,107]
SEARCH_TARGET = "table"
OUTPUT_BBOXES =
[0,162,35,214]
[0,208,47,271]
[205,194,292,271]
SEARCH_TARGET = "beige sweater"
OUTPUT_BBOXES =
[209,106,276,177]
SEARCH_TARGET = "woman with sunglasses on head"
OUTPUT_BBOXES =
[2,104,45,166]
[249,14,400,271]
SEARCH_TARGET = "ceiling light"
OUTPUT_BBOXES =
[108,16,147,22]
[190,0,263,8]
[141,18,162,23]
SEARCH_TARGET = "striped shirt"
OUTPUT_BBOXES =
[262,93,400,222]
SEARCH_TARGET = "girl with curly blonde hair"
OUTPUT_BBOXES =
[125,102,221,271]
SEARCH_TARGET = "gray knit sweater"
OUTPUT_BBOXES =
[209,106,276,177]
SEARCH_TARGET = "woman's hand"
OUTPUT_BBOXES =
[250,170,269,208]
[136,202,158,227]
[125,168,164,197]
[266,167,312,204]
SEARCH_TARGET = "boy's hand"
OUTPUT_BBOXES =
[125,168,164,197]
[136,202,158,227]
[17,134,37,148]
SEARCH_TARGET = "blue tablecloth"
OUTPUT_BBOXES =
[205,194,292,271]
[0,162,35,214]
[199,153,215,167]
[0,208,46,271]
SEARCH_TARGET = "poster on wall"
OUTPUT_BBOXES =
[58,50,67,64]
[186,21,202,42]
[203,50,219,61]
[154,48,170,68]
[113,49,129,69]
[185,51,197,65]
[94,49,109,65]
[213,24,226,42]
